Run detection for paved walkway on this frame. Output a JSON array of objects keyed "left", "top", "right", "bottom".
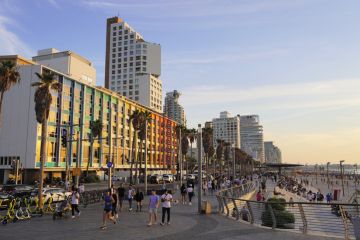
[{"left": 0, "top": 188, "right": 337, "bottom": 240}]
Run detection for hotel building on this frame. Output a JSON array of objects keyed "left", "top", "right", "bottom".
[
  {"left": 0, "top": 55, "right": 177, "bottom": 184},
  {"left": 212, "top": 111, "right": 241, "bottom": 149},
  {"left": 105, "top": 17, "right": 163, "bottom": 112},
  {"left": 264, "top": 141, "right": 282, "bottom": 164}
]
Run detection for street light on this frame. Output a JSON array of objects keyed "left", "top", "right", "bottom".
[
  {"left": 327, "top": 162, "right": 330, "bottom": 190},
  {"left": 340, "top": 160, "right": 345, "bottom": 197},
  {"left": 354, "top": 164, "right": 358, "bottom": 191},
  {"left": 197, "top": 124, "right": 203, "bottom": 214},
  {"left": 232, "top": 144, "right": 236, "bottom": 180}
]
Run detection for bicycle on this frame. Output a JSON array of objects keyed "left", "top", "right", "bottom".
[
  {"left": 25, "top": 197, "right": 43, "bottom": 217},
  {"left": 2, "top": 199, "right": 17, "bottom": 225},
  {"left": 14, "top": 198, "right": 31, "bottom": 220},
  {"left": 43, "top": 196, "right": 55, "bottom": 214}
]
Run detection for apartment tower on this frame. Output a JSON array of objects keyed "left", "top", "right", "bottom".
[
  {"left": 104, "top": 17, "right": 163, "bottom": 112},
  {"left": 164, "top": 90, "right": 186, "bottom": 126}
]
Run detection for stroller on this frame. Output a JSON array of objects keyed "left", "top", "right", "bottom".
[{"left": 53, "top": 197, "right": 71, "bottom": 220}]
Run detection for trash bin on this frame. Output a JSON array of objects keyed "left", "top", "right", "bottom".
[
  {"left": 201, "top": 200, "right": 212, "bottom": 214},
  {"left": 352, "top": 216, "right": 360, "bottom": 240}
]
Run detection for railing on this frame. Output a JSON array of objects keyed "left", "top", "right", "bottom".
[{"left": 216, "top": 184, "right": 360, "bottom": 240}]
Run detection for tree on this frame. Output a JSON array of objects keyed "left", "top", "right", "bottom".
[
  {"left": 216, "top": 139, "right": 225, "bottom": 178},
  {"left": 31, "top": 71, "right": 60, "bottom": 209},
  {"left": 129, "top": 109, "right": 141, "bottom": 184},
  {"left": 202, "top": 127, "right": 213, "bottom": 177},
  {"left": 86, "top": 119, "right": 103, "bottom": 176},
  {"left": 181, "top": 128, "right": 189, "bottom": 173},
  {"left": 0, "top": 60, "right": 21, "bottom": 127},
  {"left": 187, "top": 128, "right": 196, "bottom": 174},
  {"left": 137, "top": 111, "right": 151, "bottom": 180},
  {"left": 223, "top": 142, "right": 231, "bottom": 179},
  {"left": 208, "top": 145, "right": 215, "bottom": 177}
]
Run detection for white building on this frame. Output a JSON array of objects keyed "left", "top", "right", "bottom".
[
  {"left": 105, "top": 17, "right": 163, "bottom": 112},
  {"left": 240, "top": 115, "right": 265, "bottom": 163},
  {"left": 164, "top": 90, "right": 186, "bottom": 126},
  {"left": 264, "top": 141, "right": 282, "bottom": 164},
  {"left": 32, "top": 48, "right": 96, "bottom": 85},
  {"left": 212, "top": 111, "right": 241, "bottom": 149}
]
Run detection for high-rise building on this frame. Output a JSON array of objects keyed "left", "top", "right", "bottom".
[
  {"left": 240, "top": 115, "right": 264, "bottom": 163},
  {"left": 104, "top": 17, "right": 163, "bottom": 112},
  {"left": 32, "top": 48, "right": 96, "bottom": 85},
  {"left": 212, "top": 111, "right": 241, "bottom": 148},
  {"left": 264, "top": 141, "right": 282, "bottom": 164},
  {"left": 0, "top": 55, "right": 177, "bottom": 184},
  {"left": 164, "top": 90, "right": 186, "bottom": 126}
]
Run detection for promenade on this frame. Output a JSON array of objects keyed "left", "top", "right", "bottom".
[{"left": 0, "top": 186, "right": 337, "bottom": 240}]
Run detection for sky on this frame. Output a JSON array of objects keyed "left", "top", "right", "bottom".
[{"left": 0, "top": 0, "right": 359, "bottom": 165}]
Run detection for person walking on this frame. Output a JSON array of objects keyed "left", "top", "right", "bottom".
[
  {"left": 134, "top": 188, "right": 144, "bottom": 212},
  {"left": 187, "top": 184, "right": 194, "bottom": 206},
  {"left": 101, "top": 189, "right": 116, "bottom": 230},
  {"left": 128, "top": 185, "right": 135, "bottom": 211},
  {"left": 111, "top": 186, "right": 118, "bottom": 218},
  {"left": 160, "top": 189, "right": 173, "bottom": 226},
  {"left": 71, "top": 187, "right": 80, "bottom": 219},
  {"left": 147, "top": 189, "right": 160, "bottom": 226},
  {"left": 117, "top": 183, "right": 125, "bottom": 211},
  {"left": 180, "top": 184, "right": 187, "bottom": 205}
]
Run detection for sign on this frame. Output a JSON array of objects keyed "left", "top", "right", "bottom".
[
  {"left": 73, "top": 167, "right": 81, "bottom": 176},
  {"left": 171, "top": 169, "right": 176, "bottom": 174},
  {"left": 107, "top": 162, "right": 113, "bottom": 168}
]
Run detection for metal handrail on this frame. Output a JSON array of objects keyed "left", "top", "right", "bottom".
[{"left": 216, "top": 184, "right": 360, "bottom": 240}]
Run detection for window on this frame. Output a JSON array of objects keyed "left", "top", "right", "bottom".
[
  {"left": 123, "top": 92, "right": 126, "bottom": 96},
  {"left": 135, "top": 96, "right": 139, "bottom": 101},
  {"left": 113, "top": 26, "right": 116, "bottom": 30}
]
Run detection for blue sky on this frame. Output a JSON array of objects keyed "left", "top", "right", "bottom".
[{"left": 1, "top": 0, "right": 360, "bottom": 164}]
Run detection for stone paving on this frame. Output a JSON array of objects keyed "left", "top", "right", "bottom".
[{"left": 0, "top": 190, "right": 338, "bottom": 240}]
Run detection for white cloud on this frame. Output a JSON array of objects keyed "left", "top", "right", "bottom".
[{"left": 0, "top": 15, "right": 34, "bottom": 57}]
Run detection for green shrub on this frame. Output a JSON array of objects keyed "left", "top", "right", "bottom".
[
  {"left": 83, "top": 175, "right": 100, "bottom": 183},
  {"left": 261, "top": 198, "right": 295, "bottom": 228},
  {"left": 261, "top": 209, "right": 295, "bottom": 228}
]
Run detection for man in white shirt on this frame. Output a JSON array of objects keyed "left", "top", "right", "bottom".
[
  {"left": 71, "top": 187, "right": 80, "bottom": 218},
  {"left": 160, "top": 189, "right": 172, "bottom": 226}
]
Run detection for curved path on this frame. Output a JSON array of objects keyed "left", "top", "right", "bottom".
[{"left": 0, "top": 191, "right": 337, "bottom": 240}]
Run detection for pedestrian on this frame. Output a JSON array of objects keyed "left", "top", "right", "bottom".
[
  {"left": 117, "top": 183, "right": 125, "bottom": 211},
  {"left": 187, "top": 184, "right": 194, "bottom": 206},
  {"left": 101, "top": 189, "right": 116, "bottom": 230},
  {"left": 128, "top": 185, "right": 135, "bottom": 211},
  {"left": 256, "top": 191, "right": 262, "bottom": 202},
  {"left": 180, "top": 184, "right": 187, "bottom": 205},
  {"left": 134, "top": 188, "right": 144, "bottom": 212},
  {"left": 208, "top": 180, "right": 212, "bottom": 195},
  {"left": 160, "top": 189, "right": 172, "bottom": 226},
  {"left": 71, "top": 187, "right": 80, "bottom": 219},
  {"left": 147, "top": 189, "right": 160, "bottom": 226},
  {"left": 111, "top": 186, "right": 118, "bottom": 218},
  {"left": 202, "top": 180, "right": 207, "bottom": 196}
]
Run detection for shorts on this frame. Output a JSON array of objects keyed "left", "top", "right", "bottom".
[
  {"left": 149, "top": 208, "right": 158, "bottom": 214},
  {"left": 104, "top": 208, "right": 112, "bottom": 213}
]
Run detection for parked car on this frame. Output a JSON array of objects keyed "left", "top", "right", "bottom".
[
  {"left": 31, "top": 188, "right": 71, "bottom": 203},
  {"left": 2, "top": 184, "right": 34, "bottom": 198},
  {"left": 149, "top": 174, "right": 163, "bottom": 184},
  {"left": 163, "top": 174, "right": 174, "bottom": 183}
]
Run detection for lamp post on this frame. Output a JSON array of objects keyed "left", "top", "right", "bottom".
[
  {"left": 197, "top": 124, "right": 203, "bottom": 214},
  {"left": 340, "top": 160, "right": 345, "bottom": 197},
  {"left": 315, "top": 164, "right": 318, "bottom": 185},
  {"left": 354, "top": 164, "right": 358, "bottom": 191},
  {"left": 144, "top": 119, "right": 148, "bottom": 194},
  {"left": 232, "top": 144, "right": 236, "bottom": 180},
  {"left": 327, "top": 162, "right": 330, "bottom": 190}
]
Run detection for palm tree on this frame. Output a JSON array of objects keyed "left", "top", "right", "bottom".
[
  {"left": 31, "top": 71, "right": 60, "bottom": 209},
  {"left": 223, "top": 142, "right": 231, "bottom": 179},
  {"left": 0, "top": 60, "right": 21, "bottom": 127},
  {"left": 216, "top": 139, "right": 225, "bottom": 178},
  {"left": 208, "top": 145, "right": 215, "bottom": 177},
  {"left": 188, "top": 128, "right": 196, "bottom": 174},
  {"left": 138, "top": 111, "right": 151, "bottom": 181},
  {"left": 181, "top": 128, "right": 189, "bottom": 174},
  {"left": 86, "top": 119, "right": 103, "bottom": 176},
  {"left": 202, "top": 127, "right": 212, "bottom": 177},
  {"left": 129, "top": 109, "right": 141, "bottom": 184}
]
